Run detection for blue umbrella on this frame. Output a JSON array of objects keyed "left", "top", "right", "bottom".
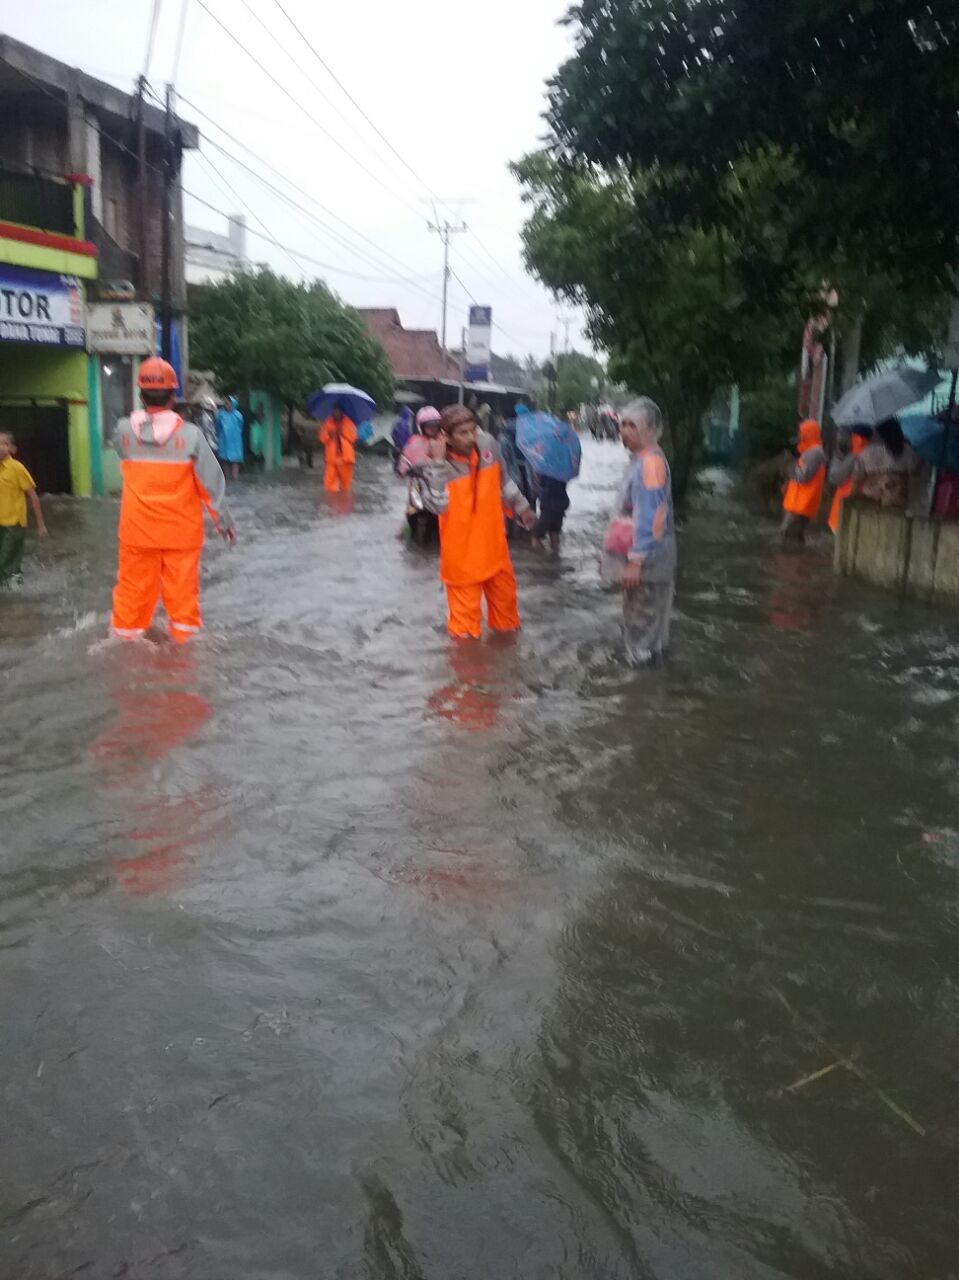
[
  {"left": 901, "top": 412, "right": 959, "bottom": 470},
  {"left": 306, "top": 382, "right": 376, "bottom": 424},
  {"left": 515, "top": 410, "right": 582, "bottom": 483}
]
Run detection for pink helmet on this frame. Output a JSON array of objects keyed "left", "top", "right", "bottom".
[{"left": 416, "top": 405, "right": 441, "bottom": 429}]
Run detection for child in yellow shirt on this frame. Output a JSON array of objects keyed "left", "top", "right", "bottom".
[{"left": 0, "top": 431, "right": 47, "bottom": 587}]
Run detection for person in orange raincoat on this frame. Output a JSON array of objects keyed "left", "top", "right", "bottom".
[
  {"left": 110, "top": 358, "right": 236, "bottom": 643},
  {"left": 781, "top": 418, "right": 826, "bottom": 544},
  {"left": 827, "top": 425, "right": 873, "bottom": 533},
  {"left": 420, "top": 404, "right": 536, "bottom": 638},
  {"left": 318, "top": 406, "right": 358, "bottom": 492}
]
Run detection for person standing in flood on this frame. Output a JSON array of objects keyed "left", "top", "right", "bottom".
[
  {"left": 827, "top": 425, "right": 872, "bottom": 533},
  {"left": 781, "top": 418, "right": 826, "bottom": 543},
  {"left": 422, "top": 404, "right": 536, "bottom": 638},
  {"left": 615, "top": 397, "right": 677, "bottom": 666},
  {"left": 216, "top": 395, "right": 245, "bottom": 480},
  {"left": 319, "top": 406, "right": 358, "bottom": 493},
  {"left": 0, "top": 430, "right": 47, "bottom": 588},
  {"left": 110, "top": 358, "right": 236, "bottom": 643}
]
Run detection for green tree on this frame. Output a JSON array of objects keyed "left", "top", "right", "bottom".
[
  {"left": 512, "top": 154, "right": 801, "bottom": 497},
  {"left": 190, "top": 269, "right": 394, "bottom": 409},
  {"left": 546, "top": 0, "right": 958, "bottom": 381},
  {"left": 554, "top": 350, "right": 605, "bottom": 414}
]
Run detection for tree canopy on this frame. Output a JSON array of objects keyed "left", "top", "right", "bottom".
[
  {"left": 548, "top": 0, "right": 959, "bottom": 291},
  {"left": 190, "top": 269, "right": 394, "bottom": 409},
  {"left": 512, "top": 153, "right": 803, "bottom": 495}
]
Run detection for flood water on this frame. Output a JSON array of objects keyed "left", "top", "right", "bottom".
[{"left": 2, "top": 439, "right": 958, "bottom": 1279}]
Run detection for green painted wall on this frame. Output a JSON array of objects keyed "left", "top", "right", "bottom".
[
  {"left": 0, "top": 345, "right": 92, "bottom": 496},
  {"left": 249, "top": 389, "right": 283, "bottom": 470}
]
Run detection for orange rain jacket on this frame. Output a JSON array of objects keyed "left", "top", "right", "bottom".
[
  {"left": 783, "top": 419, "right": 826, "bottom": 520},
  {"left": 113, "top": 408, "right": 235, "bottom": 547},
  {"left": 421, "top": 429, "right": 531, "bottom": 586},
  {"left": 827, "top": 432, "right": 869, "bottom": 533},
  {"left": 319, "top": 416, "right": 358, "bottom": 464}
]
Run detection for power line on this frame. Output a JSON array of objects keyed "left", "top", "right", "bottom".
[
  {"left": 261, "top": 0, "right": 542, "bottom": 308},
  {"left": 177, "top": 96, "right": 440, "bottom": 289},
  {"left": 268, "top": 0, "right": 456, "bottom": 216},
  {"left": 194, "top": 148, "right": 301, "bottom": 276},
  {"left": 193, "top": 0, "right": 425, "bottom": 222},
  {"left": 234, "top": 0, "right": 413, "bottom": 192},
  {"left": 143, "top": 0, "right": 163, "bottom": 80},
  {"left": 171, "top": 0, "right": 191, "bottom": 86}
]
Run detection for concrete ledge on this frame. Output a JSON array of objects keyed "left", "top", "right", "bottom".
[{"left": 837, "top": 500, "right": 959, "bottom": 601}]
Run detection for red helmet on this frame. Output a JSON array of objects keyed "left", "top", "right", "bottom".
[{"left": 137, "top": 357, "right": 179, "bottom": 392}]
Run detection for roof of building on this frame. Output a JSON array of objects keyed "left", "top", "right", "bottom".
[
  {"left": 0, "top": 34, "right": 198, "bottom": 148},
  {"left": 357, "top": 308, "right": 461, "bottom": 381}
]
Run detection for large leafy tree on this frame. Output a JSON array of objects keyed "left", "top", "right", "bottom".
[
  {"left": 513, "top": 153, "right": 804, "bottom": 496},
  {"left": 190, "top": 269, "right": 394, "bottom": 409},
  {"left": 548, "top": 0, "right": 959, "bottom": 295}
]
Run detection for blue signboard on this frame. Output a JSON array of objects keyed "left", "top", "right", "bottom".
[{"left": 0, "top": 264, "right": 85, "bottom": 347}]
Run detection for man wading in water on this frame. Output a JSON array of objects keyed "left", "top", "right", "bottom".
[{"left": 421, "top": 404, "right": 536, "bottom": 638}]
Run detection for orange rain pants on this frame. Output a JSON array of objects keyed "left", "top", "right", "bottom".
[
  {"left": 324, "top": 460, "right": 354, "bottom": 493},
  {"left": 446, "top": 565, "right": 520, "bottom": 639},
  {"left": 111, "top": 543, "right": 202, "bottom": 644}
]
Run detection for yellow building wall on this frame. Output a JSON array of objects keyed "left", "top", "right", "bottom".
[
  {"left": 0, "top": 233, "right": 98, "bottom": 280},
  {"left": 0, "top": 346, "right": 92, "bottom": 496}
]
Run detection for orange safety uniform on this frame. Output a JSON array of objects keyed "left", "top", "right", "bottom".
[
  {"left": 319, "top": 416, "right": 358, "bottom": 492},
  {"left": 111, "top": 408, "right": 235, "bottom": 642},
  {"left": 783, "top": 419, "right": 826, "bottom": 521},
  {"left": 421, "top": 428, "right": 532, "bottom": 638},
  {"left": 827, "top": 432, "right": 869, "bottom": 533}
]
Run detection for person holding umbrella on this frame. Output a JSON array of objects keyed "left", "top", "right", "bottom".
[
  {"left": 318, "top": 406, "right": 358, "bottom": 493},
  {"left": 306, "top": 384, "right": 375, "bottom": 495},
  {"left": 514, "top": 404, "right": 582, "bottom": 554}
]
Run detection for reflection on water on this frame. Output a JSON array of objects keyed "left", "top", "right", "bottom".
[{"left": 1, "top": 443, "right": 958, "bottom": 1279}]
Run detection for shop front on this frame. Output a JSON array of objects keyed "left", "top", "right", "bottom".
[
  {"left": 0, "top": 262, "right": 91, "bottom": 495},
  {"left": 86, "top": 301, "right": 155, "bottom": 494}
]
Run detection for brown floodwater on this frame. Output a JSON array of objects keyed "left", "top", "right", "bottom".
[{"left": 1, "top": 440, "right": 957, "bottom": 1279}]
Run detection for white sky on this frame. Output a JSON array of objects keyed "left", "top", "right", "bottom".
[{"left": 4, "top": 0, "right": 589, "bottom": 360}]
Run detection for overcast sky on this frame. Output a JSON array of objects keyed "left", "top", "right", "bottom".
[{"left": 4, "top": 0, "right": 589, "bottom": 360}]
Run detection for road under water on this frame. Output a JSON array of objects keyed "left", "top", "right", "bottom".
[{"left": 2, "top": 440, "right": 958, "bottom": 1279}]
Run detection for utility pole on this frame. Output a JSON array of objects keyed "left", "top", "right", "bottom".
[
  {"left": 556, "top": 311, "right": 573, "bottom": 353},
  {"left": 427, "top": 214, "right": 466, "bottom": 368},
  {"left": 135, "top": 75, "right": 148, "bottom": 297},
  {"left": 160, "top": 83, "right": 183, "bottom": 364}
]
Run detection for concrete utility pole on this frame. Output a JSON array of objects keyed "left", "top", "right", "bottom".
[
  {"left": 428, "top": 215, "right": 466, "bottom": 367},
  {"left": 556, "top": 311, "right": 573, "bottom": 353}
]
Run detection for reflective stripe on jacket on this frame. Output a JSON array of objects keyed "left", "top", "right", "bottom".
[
  {"left": 422, "top": 429, "right": 530, "bottom": 586},
  {"left": 113, "top": 409, "right": 235, "bottom": 549}
]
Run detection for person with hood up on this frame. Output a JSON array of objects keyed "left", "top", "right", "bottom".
[
  {"left": 398, "top": 405, "right": 442, "bottom": 544},
  {"left": 781, "top": 418, "right": 826, "bottom": 543},
  {"left": 827, "top": 425, "right": 872, "bottom": 533},
  {"left": 319, "top": 405, "right": 358, "bottom": 493},
  {"left": 216, "top": 395, "right": 245, "bottom": 479},
  {"left": 608, "top": 397, "right": 677, "bottom": 666},
  {"left": 421, "top": 404, "right": 536, "bottom": 638},
  {"left": 110, "top": 357, "right": 236, "bottom": 643}
]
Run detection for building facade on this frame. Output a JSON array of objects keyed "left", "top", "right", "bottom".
[
  {"left": 185, "top": 213, "right": 246, "bottom": 285},
  {"left": 0, "top": 35, "right": 196, "bottom": 494}
]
